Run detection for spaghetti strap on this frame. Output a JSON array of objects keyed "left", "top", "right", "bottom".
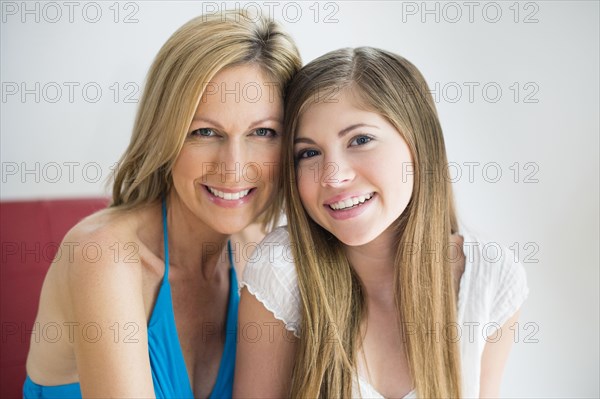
[
  {"left": 162, "top": 197, "right": 170, "bottom": 282},
  {"left": 227, "top": 240, "right": 234, "bottom": 269}
]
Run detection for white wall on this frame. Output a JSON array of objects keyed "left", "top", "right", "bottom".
[{"left": 1, "top": 1, "right": 598, "bottom": 397}]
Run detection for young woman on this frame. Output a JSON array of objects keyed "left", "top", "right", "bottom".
[
  {"left": 24, "top": 11, "right": 301, "bottom": 398},
  {"left": 235, "top": 47, "right": 529, "bottom": 398}
]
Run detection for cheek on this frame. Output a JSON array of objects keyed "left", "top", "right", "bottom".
[
  {"left": 171, "top": 148, "right": 198, "bottom": 182},
  {"left": 254, "top": 144, "right": 281, "bottom": 186},
  {"left": 366, "top": 147, "right": 413, "bottom": 207},
  {"left": 254, "top": 140, "right": 280, "bottom": 159},
  {"left": 389, "top": 161, "right": 414, "bottom": 208},
  {"left": 296, "top": 166, "right": 319, "bottom": 209}
]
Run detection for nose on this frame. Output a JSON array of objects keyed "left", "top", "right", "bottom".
[
  {"left": 320, "top": 154, "right": 354, "bottom": 188},
  {"left": 219, "top": 138, "right": 246, "bottom": 185}
]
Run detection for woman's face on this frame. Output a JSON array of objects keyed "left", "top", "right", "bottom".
[
  {"left": 294, "top": 90, "right": 414, "bottom": 246},
  {"left": 171, "top": 64, "right": 283, "bottom": 235}
]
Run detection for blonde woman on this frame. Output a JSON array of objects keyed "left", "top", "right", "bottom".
[
  {"left": 23, "top": 11, "right": 300, "bottom": 399},
  {"left": 235, "top": 47, "right": 528, "bottom": 398}
]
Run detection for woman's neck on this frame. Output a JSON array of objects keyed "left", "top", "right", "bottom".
[
  {"left": 344, "top": 228, "right": 397, "bottom": 307},
  {"left": 163, "top": 193, "right": 230, "bottom": 281}
]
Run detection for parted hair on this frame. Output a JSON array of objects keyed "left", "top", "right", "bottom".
[
  {"left": 111, "top": 10, "right": 301, "bottom": 229},
  {"left": 283, "top": 47, "right": 462, "bottom": 398}
]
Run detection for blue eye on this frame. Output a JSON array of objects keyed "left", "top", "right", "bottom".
[
  {"left": 254, "top": 128, "right": 277, "bottom": 137},
  {"left": 350, "top": 135, "right": 372, "bottom": 146},
  {"left": 191, "top": 128, "right": 217, "bottom": 137},
  {"left": 296, "top": 149, "right": 320, "bottom": 159}
]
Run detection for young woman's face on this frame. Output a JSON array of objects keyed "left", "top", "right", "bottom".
[
  {"left": 171, "top": 64, "right": 282, "bottom": 234},
  {"left": 294, "top": 90, "right": 414, "bottom": 246}
]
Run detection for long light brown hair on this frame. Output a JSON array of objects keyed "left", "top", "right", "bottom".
[
  {"left": 111, "top": 10, "right": 301, "bottom": 228},
  {"left": 283, "top": 47, "right": 461, "bottom": 398}
]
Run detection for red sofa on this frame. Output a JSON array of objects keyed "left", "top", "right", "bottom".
[{"left": 0, "top": 198, "right": 109, "bottom": 398}]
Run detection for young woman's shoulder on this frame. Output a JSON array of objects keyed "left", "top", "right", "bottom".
[
  {"left": 242, "top": 226, "right": 295, "bottom": 275},
  {"left": 241, "top": 226, "right": 301, "bottom": 336},
  {"left": 457, "top": 229, "right": 529, "bottom": 327}
]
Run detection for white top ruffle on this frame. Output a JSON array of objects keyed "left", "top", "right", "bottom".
[{"left": 241, "top": 227, "right": 529, "bottom": 398}]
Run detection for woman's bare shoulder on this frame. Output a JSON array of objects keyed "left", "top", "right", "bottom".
[
  {"left": 65, "top": 202, "right": 161, "bottom": 250},
  {"left": 65, "top": 206, "right": 140, "bottom": 242},
  {"left": 52, "top": 203, "right": 162, "bottom": 284},
  {"left": 28, "top": 203, "right": 162, "bottom": 380}
]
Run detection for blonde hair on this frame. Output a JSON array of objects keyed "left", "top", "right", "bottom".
[
  {"left": 283, "top": 47, "right": 461, "bottom": 398},
  {"left": 111, "top": 10, "right": 301, "bottom": 228}
]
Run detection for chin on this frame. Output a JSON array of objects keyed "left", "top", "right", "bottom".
[
  {"left": 330, "top": 229, "right": 381, "bottom": 247},
  {"left": 216, "top": 223, "right": 250, "bottom": 236},
  {"left": 206, "top": 214, "right": 248, "bottom": 233},
  {"left": 336, "top": 236, "right": 372, "bottom": 247}
]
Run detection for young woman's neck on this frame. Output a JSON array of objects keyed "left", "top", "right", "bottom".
[{"left": 344, "top": 228, "right": 397, "bottom": 307}]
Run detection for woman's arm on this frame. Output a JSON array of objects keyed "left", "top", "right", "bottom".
[
  {"left": 233, "top": 288, "right": 298, "bottom": 398},
  {"left": 479, "top": 309, "right": 522, "bottom": 398},
  {"left": 67, "top": 234, "right": 156, "bottom": 398}
]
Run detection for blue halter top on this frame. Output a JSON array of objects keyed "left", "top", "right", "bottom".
[{"left": 24, "top": 199, "right": 240, "bottom": 398}]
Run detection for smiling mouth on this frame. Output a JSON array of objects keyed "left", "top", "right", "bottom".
[
  {"left": 327, "top": 192, "right": 375, "bottom": 211},
  {"left": 204, "top": 185, "right": 254, "bottom": 200}
]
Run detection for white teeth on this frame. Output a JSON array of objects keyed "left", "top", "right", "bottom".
[
  {"left": 207, "top": 187, "right": 251, "bottom": 200},
  {"left": 329, "top": 193, "right": 374, "bottom": 210}
]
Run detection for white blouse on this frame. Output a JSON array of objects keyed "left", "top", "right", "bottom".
[{"left": 241, "top": 227, "right": 529, "bottom": 398}]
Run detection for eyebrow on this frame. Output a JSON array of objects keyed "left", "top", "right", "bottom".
[
  {"left": 192, "top": 116, "right": 282, "bottom": 130},
  {"left": 294, "top": 123, "right": 379, "bottom": 144}
]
